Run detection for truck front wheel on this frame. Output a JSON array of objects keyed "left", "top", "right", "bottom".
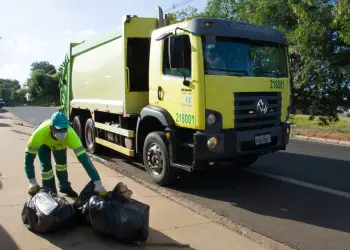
[{"left": 142, "top": 131, "right": 176, "bottom": 186}]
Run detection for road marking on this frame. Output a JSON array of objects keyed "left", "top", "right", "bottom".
[{"left": 244, "top": 168, "right": 350, "bottom": 199}]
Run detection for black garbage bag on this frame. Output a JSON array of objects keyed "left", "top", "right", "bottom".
[
  {"left": 73, "top": 180, "right": 134, "bottom": 223},
  {"left": 88, "top": 196, "right": 150, "bottom": 243},
  {"left": 21, "top": 189, "right": 77, "bottom": 233},
  {"left": 72, "top": 181, "right": 95, "bottom": 223},
  {"left": 74, "top": 181, "right": 150, "bottom": 243}
]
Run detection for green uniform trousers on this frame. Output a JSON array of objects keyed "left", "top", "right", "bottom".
[{"left": 38, "top": 144, "right": 71, "bottom": 192}]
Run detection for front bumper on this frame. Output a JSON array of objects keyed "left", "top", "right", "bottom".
[{"left": 193, "top": 123, "right": 290, "bottom": 161}]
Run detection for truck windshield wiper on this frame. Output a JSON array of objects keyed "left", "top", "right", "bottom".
[{"left": 206, "top": 68, "right": 248, "bottom": 76}]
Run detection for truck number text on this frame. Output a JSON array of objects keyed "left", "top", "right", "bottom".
[
  {"left": 176, "top": 113, "right": 195, "bottom": 125},
  {"left": 270, "top": 79, "right": 285, "bottom": 89}
]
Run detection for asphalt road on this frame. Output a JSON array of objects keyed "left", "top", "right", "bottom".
[
  {"left": 5, "top": 106, "right": 58, "bottom": 127},
  {"left": 6, "top": 106, "right": 350, "bottom": 250}
]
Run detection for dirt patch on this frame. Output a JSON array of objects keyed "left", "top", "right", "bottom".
[{"left": 13, "top": 122, "right": 32, "bottom": 128}]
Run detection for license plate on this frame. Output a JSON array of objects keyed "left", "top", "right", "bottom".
[{"left": 254, "top": 134, "right": 271, "bottom": 145}]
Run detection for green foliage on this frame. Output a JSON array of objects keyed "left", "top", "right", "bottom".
[
  {"left": 333, "top": 0, "right": 350, "bottom": 44},
  {"left": 30, "top": 61, "right": 56, "bottom": 75},
  {"left": 176, "top": 0, "right": 350, "bottom": 124},
  {"left": 174, "top": 5, "right": 203, "bottom": 21},
  {"left": 25, "top": 61, "right": 61, "bottom": 106},
  {"left": 290, "top": 114, "right": 350, "bottom": 135},
  {"left": 0, "top": 78, "right": 27, "bottom": 106}
]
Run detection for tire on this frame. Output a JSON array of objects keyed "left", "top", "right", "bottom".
[
  {"left": 72, "top": 116, "right": 85, "bottom": 146},
  {"left": 233, "top": 156, "right": 258, "bottom": 168},
  {"left": 84, "top": 118, "right": 100, "bottom": 154},
  {"left": 143, "top": 131, "right": 176, "bottom": 186}
]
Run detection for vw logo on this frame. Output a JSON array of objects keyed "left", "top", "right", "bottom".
[{"left": 256, "top": 99, "right": 268, "bottom": 114}]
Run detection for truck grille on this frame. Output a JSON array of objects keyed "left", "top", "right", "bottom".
[{"left": 233, "top": 92, "right": 282, "bottom": 131}]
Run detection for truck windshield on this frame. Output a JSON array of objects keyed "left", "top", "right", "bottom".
[{"left": 202, "top": 36, "right": 288, "bottom": 78}]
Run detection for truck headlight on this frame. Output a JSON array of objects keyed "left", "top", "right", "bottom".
[
  {"left": 207, "top": 136, "right": 219, "bottom": 149},
  {"left": 207, "top": 113, "right": 216, "bottom": 125}
]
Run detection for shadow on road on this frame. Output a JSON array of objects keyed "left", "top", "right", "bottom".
[
  {"left": 11, "top": 130, "right": 32, "bottom": 137},
  {"left": 0, "top": 225, "right": 19, "bottom": 250},
  {"left": 0, "top": 173, "right": 20, "bottom": 250},
  {"left": 32, "top": 224, "right": 193, "bottom": 249},
  {"left": 0, "top": 109, "right": 12, "bottom": 127}
]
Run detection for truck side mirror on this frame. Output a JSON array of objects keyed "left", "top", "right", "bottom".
[{"left": 168, "top": 36, "right": 184, "bottom": 69}]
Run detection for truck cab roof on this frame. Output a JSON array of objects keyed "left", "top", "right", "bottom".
[{"left": 184, "top": 18, "right": 288, "bottom": 46}]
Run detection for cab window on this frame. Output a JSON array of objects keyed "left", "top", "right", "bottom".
[{"left": 162, "top": 35, "right": 192, "bottom": 78}]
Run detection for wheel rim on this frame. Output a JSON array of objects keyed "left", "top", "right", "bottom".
[
  {"left": 86, "top": 125, "right": 94, "bottom": 147},
  {"left": 146, "top": 143, "right": 164, "bottom": 176}
]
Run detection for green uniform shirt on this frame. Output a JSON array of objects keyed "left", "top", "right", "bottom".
[
  {"left": 26, "top": 119, "right": 85, "bottom": 156},
  {"left": 24, "top": 119, "right": 100, "bottom": 182}
]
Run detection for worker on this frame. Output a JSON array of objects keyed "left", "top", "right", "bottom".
[{"left": 24, "top": 111, "right": 107, "bottom": 198}]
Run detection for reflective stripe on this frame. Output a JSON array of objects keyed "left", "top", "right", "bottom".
[
  {"left": 73, "top": 146, "right": 85, "bottom": 157},
  {"left": 41, "top": 169, "right": 54, "bottom": 180},
  {"left": 26, "top": 145, "right": 39, "bottom": 154},
  {"left": 55, "top": 164, "right": 67, "bottom": 172}
]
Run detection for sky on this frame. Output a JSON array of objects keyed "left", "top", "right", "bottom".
[{"left": 0, "top": 0, "right": 207, "bottom": 85}]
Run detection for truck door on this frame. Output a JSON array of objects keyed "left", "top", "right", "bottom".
[{"left": 157, "top": 34, "right": 195, "bottom": 129}]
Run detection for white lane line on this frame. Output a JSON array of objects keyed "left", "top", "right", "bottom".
[{"left": 244, "top": 168, "right": 350, "bottom": 199}]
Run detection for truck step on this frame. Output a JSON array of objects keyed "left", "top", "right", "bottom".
[
  {"left": 180, "top": 142, "right": 193, "bottom": 148},
  {"left": 170, "top": 162, "right": 193, "bottom": 172}
]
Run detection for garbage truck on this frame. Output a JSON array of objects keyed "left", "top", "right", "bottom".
[{"left": 59, "top": 6, "right": 292, "bottom": 186}]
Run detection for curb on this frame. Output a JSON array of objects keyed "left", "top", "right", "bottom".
[{"left": 291, "top": 134, "right": 350, "bottom": 146}]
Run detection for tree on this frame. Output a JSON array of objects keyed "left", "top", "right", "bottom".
[
  {"left": 174, "top": 5, "right": 203, "bottom": 21},
  {"left": 177, "top": 0, "right": 350, "bottom": 123},
  {"left": 25, "top": 61, "right": 60, "bottom": 106},
  {"left": 0, "top": 78, "right": 27, "bottom": 106},
  {"left": 30, "top": 61, "right": 56, "bottom": 75},
  {"left": 333, "top": 0, "right": 350, "bottom": 44}
]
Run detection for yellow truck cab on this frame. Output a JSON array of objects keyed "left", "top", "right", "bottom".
[{"left": 60, "top": 7, "right": 291, "bottom": 186}]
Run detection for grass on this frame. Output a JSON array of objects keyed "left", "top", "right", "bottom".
[{"left": 289, "top": 114, "right": 350, "bottom": 140}]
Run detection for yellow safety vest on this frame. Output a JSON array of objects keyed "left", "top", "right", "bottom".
[{"left": 25, "top": 119, "right": 85, "bottom": 157}]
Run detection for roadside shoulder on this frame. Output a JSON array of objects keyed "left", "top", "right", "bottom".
[{"left": 292, "top": 134, "right": 350, "bottom": 147}]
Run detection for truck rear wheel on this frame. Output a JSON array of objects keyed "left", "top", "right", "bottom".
[
  {"left": 72, "top": 116, "right": 85, "bottom": 145},
  {"left": 143, "top": 131, "right": 176, "bottom": 186},
  {"left": 84, "top": 118, "right": 100, "bottom": 154}
]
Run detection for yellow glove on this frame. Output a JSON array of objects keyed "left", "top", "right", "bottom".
[
  {"left": 94, "top": 180, "right": 107, "bottom": 197},
  {"left": 28, "top": 178, "right": 40, "bottom": 196},
  {"left": 95, "top": 190, "right": 108, "bottom": 197}
]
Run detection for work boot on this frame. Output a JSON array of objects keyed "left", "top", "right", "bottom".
[{"left": 60, "top": 187, "right": 78, "bottom": 198}]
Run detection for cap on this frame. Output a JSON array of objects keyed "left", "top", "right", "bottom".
[{"left": 51, "top": 112, "right": 69, "bottom": 129}]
